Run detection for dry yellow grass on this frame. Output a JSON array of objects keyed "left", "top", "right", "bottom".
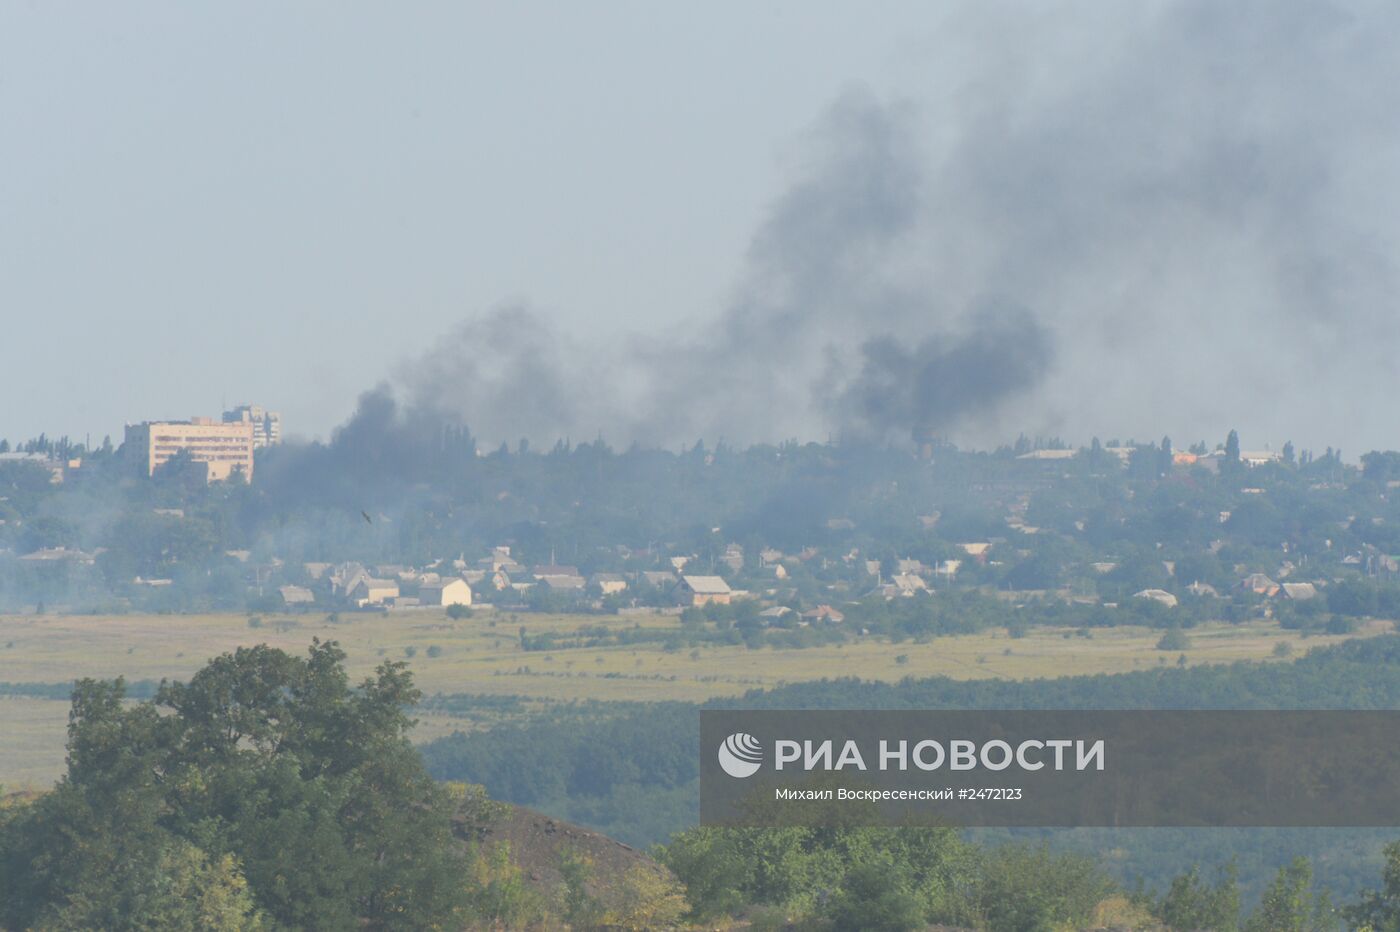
[
  {"left": 0, "top": 608, "right": 1388, "bottom": 788},
  {"left": 0, "top": 697, "right": 71, "bottom": 790}
]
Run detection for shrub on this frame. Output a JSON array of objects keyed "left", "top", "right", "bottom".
[{"left": 1157, "top": 627, "right": 1191, "bottom": 651}]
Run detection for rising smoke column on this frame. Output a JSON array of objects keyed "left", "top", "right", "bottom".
[
  {"left": 350, "top": 0, "right": 1400, "bottom": 452},
  {"left": 828, "top": 304, "right": 1053, "bottom": 444},
  {"left": 390, "top": 89, "right": 1052, "bottom": 448}
]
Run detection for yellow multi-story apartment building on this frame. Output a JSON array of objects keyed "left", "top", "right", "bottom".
[{"left": 124, "top": 417, "right": 255, "bottom": 482}]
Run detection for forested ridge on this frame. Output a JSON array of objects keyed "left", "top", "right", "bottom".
[{"left": 423, "top": 635, "right": 1400, "bottom": 916}]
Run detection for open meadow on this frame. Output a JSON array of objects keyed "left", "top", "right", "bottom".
[{"left": 1, "top": 607, "right": 1389, "bottom": 788}]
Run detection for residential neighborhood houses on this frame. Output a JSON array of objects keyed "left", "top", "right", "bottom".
[
  {"left": 135, "top": 505, "right": 1388, "bottom": 637},
  {"left": 2, "top": 425, "right": 1396, "bottom": 638}
]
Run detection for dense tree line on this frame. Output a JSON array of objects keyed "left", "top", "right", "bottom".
[{"left": 423, "top": 635, "right": 1400, "bottom": 907}]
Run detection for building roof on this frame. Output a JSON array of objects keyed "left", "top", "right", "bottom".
[
  {"left": 19, "top": 547, "right": 93, "bottom": 563},
  {"left": 1133, "top": 588, "right": 1179, "bottom": 607},
  {"left": 1241, "top": 573, "right": 1279, "bottom": 591},
  {"left": 278, "top": 585, "right": 315, "bottom": 604},
  {"left": 681, "top": 575, "right": 731, "bottom": 595},
  {"left": 891, "top": 573, "right": 927, "bottom": 592},
  {"left": 1280, "top": 582, "right": 1319, "bottom": 600},
  {"left": 420, "top": 578, "right": 470, "bottom": 594},
  {"left": 533, "top": 565, "right": 580, "bottom": 578},
  {"left": 1016, "top": 448, "right": 1077, "bottom": 460}
]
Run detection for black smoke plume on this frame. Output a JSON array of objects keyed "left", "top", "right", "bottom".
[
  {"left": 326, "top": 1, "right": 1400, "bottom": 453},
  {"left": 830, "top": 305, "right": 1053, "bottom": 443}
]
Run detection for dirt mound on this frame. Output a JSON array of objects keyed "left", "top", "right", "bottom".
[
  {"left": 476, "top": 804, "right": 659, "bottom": 892},
  {"left": 448, "top": 787, "right": 687, "bottom": 928}
]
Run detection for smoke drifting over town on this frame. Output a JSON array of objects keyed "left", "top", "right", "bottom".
[{"left": 344, "top": 2, "right": 1400, "bottom": 452}]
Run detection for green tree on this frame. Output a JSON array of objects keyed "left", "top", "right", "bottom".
[
  {"left": 971, "top": 844, "right": 1113, "bottom": 932},
  {"left": 37, "top": 840, "right": 265, "bottom": 931},
  {"left": 1346, "top": 840, "right": 1400, "bottom": 931},
  {"left": 1223, "top": 429, "right": 1243, "bottom": 482},
  {"left": 1362, "top": 451, "right": 1400, "bottom": 484},
  {"left": 0, "top": 642, "right": 469, "bottom": 930},
  {"left": 826, "top": 853, "right": 925, "bottom": 931},
  {"left": 1157, "top": 627, "right": 1192, "bottom": 651},
  {"left": 1246, "top": 857, "right": 1339, "bottom": 932},
  {"left": 1158, "top": 864, "right": 1240, "bottom": 931},
  {"left": 1225, "top": 429, "right": 1241, "bottom": 464},
  {"left": 661, "top": 824, "right": 972, "bottom": 925}
]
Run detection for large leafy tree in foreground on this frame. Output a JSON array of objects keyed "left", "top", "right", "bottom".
[{"left": 0, "top": 641, "right": 467, "bottom": 930}]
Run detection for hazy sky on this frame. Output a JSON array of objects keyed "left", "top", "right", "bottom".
[{"left": 4, "top": 2, "right": 1397, "bottom": 454}]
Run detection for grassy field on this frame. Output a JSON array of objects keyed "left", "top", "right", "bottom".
[{"left": 0, "top": 608, "right": 1389, "bottom": 788}]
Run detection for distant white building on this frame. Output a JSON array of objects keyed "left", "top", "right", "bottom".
[
  {"left": 418, "top": 578, "right": 473, "bottom": 607},
  {"left": 891, "top": 573, "right": 928, "bottom": 595},
  {"left": 959, "top": 543, "right": 992, "bottom": 562},
  {"left": 350, "top": 578, "right": 399, "bottom": 606},
  {"left": 222, "top": 404, "right": 282, "bottom": 448},
  {"left": 0, "top": 452, "right": 67, "bottom": 483},
  {"left": 590, "top": 573, "right": 629, "bottom": 595},
  {"left": 1133, "top": 588, "right": 1179, "bottom": 608},
  {"left": 20, "top": 547, "right": 95, "bottom": 565},
  {"left": 1240, "top": 450, "right": 1282, "bottom": 467},
  {"left": 720, "top": 544, "right": 744, "bottom": 572}
]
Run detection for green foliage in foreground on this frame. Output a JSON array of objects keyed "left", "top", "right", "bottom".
[
  {"left": 660, "top": 825, "right": 1114, "bottom": 931},
  {"left": 660, "top": 826, "right": 1400, "bottom": 931},
  {"left": 0, "top": 641, "right": 469, "bottom": 931}
]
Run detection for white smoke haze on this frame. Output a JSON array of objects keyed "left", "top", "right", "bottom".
[{"left": 382, "top": 1, "right": 1400, "bottom": 453}]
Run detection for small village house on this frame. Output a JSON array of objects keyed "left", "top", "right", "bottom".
[
  {"left": 418, "top": 578, "right": 473, "bottom": 607},
  {"left": 674, "top": 575, "right": 732, "bottom": 607}
]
